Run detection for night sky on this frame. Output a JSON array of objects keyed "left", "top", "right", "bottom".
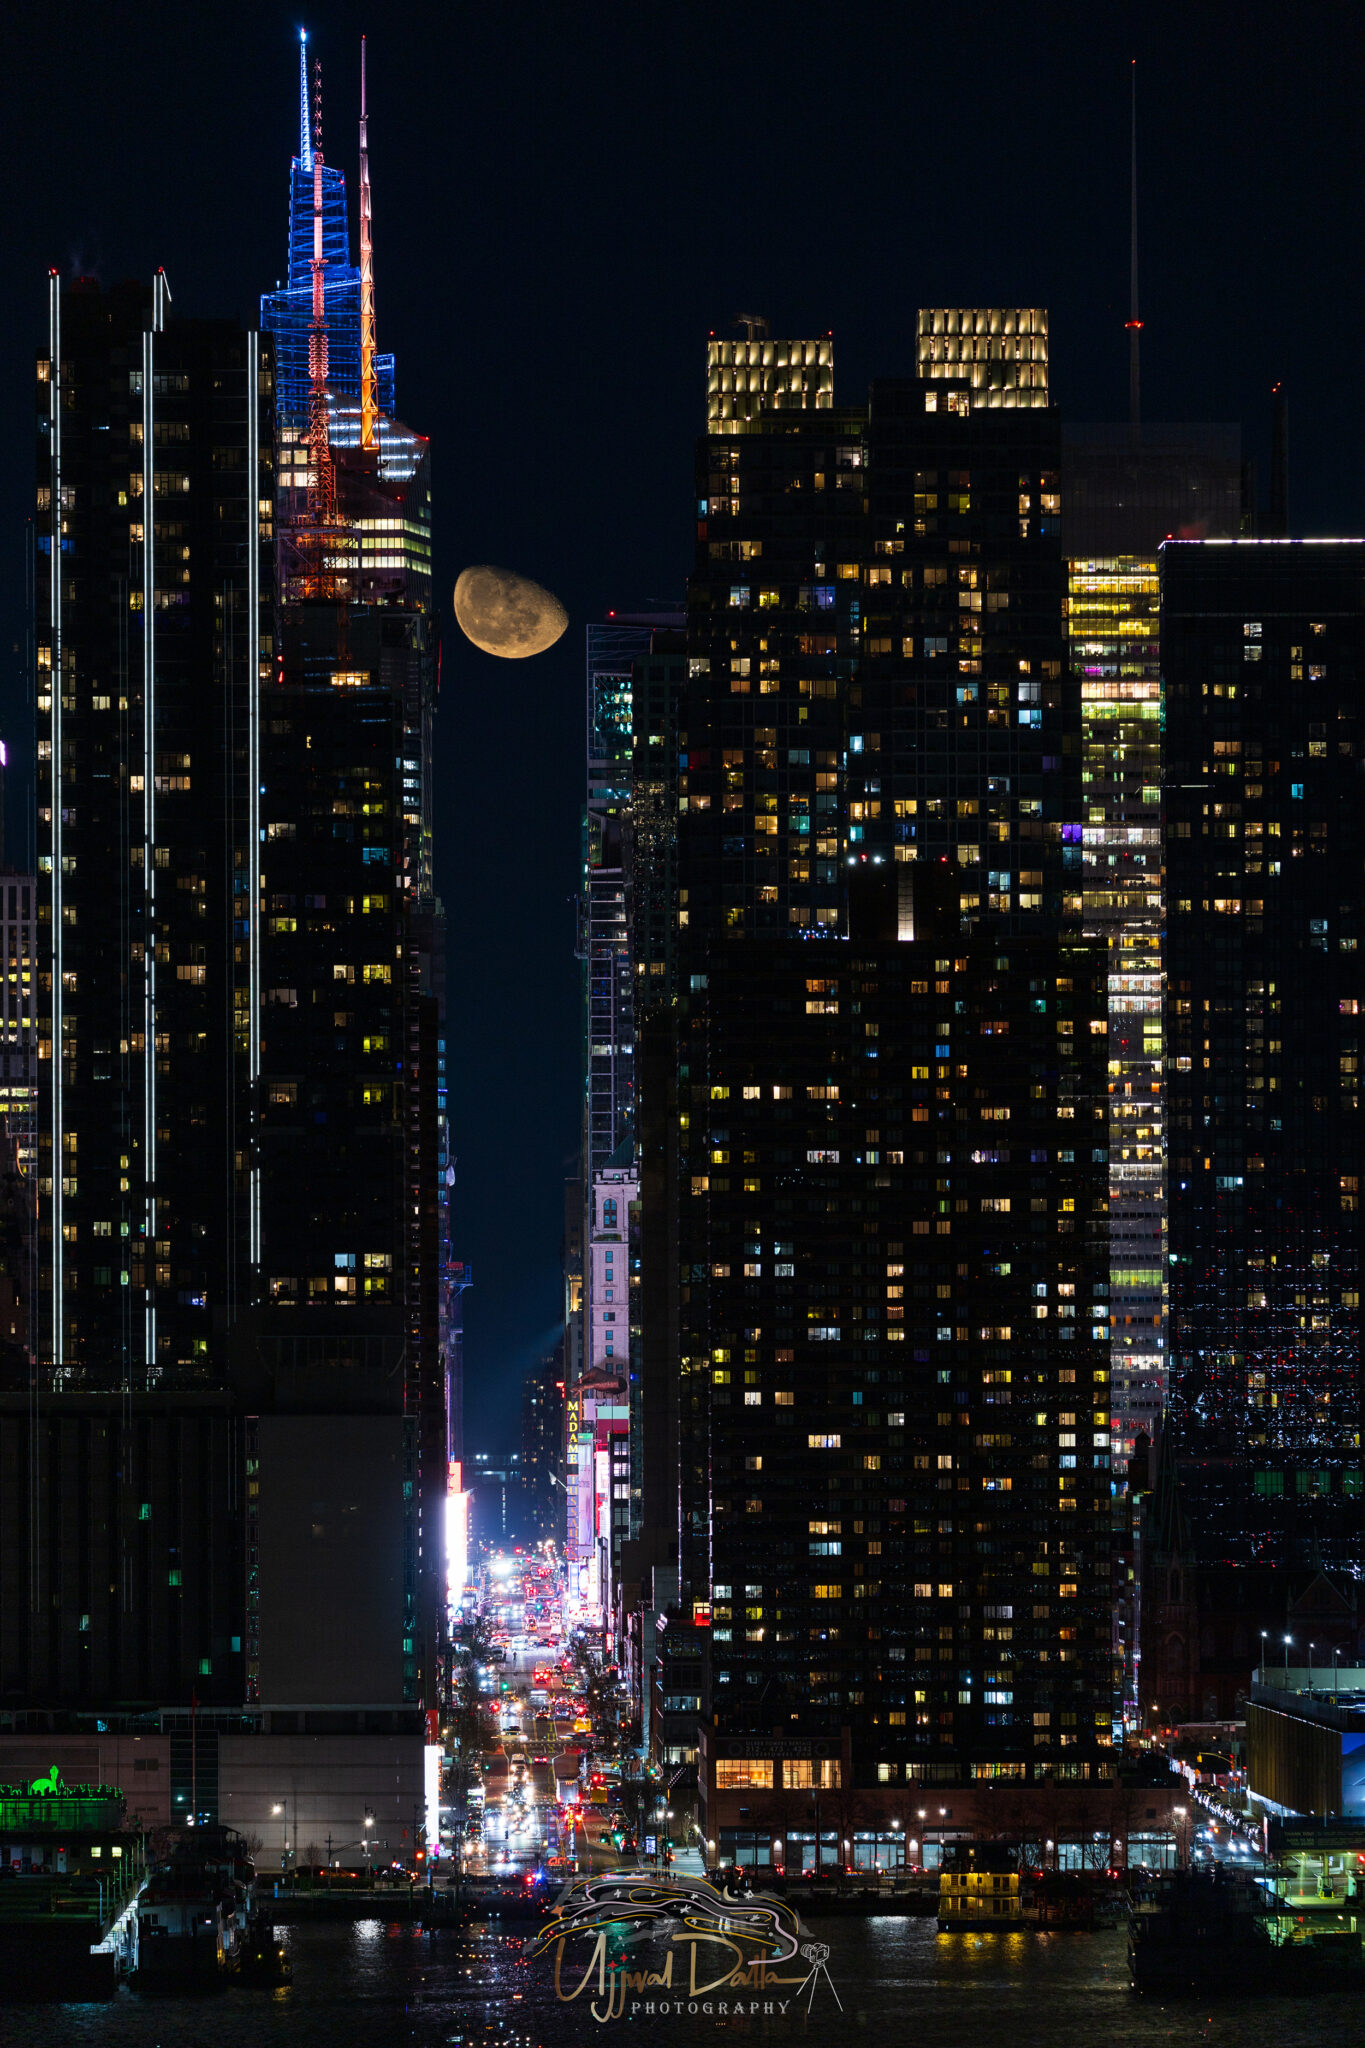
[{"left": 9, "top": 0, "right": 1365, "bottom": 1447}]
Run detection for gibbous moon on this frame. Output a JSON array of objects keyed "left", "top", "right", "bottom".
[{"left": 453, "top": 565, "right": 568, "bottom": 659}]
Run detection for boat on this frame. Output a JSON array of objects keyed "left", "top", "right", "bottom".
[
  {"left": 937, "top": 1844, "right": 1022, "bottom": 1929},
  {"left": 0, "top": 1771, "right": 145, "bottom": 2002},
  {"left": 234, "top": 1913, "right": 294, "bottom": 1984},
  {"left": 1022, "top": 1872, "right": 1097, "bottom": 1930},
  {"left": 1128, "top": 1866, "right": 1365, "bottom": 1996},
  {"left": 134, "top": 1826, "right": 254, "bottom": 1991}
]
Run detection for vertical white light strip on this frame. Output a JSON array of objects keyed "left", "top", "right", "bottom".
[
  {"left": 142, "top": 318, "right": 156, "bottom": 1371},
  {"left": 49, "top": 275, "right": 62, "bottom": 1371},
  {"left": 246, "top": 330, "right": 262, "bottom": 1273}
]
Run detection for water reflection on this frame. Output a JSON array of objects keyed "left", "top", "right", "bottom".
[{"left": 4, "top": 1915, "right": 1365, "bottom": 2048}]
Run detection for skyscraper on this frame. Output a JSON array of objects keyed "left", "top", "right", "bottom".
[
  {"left": 0, "top": 868, "right": 38, "bottom": 1183},
  {"left": 1063, "top": 424, "right": 1248, "bottom": 1461},
  {"left": 1, "top": 275, "right": 272, "bottom": 1708},
  {"left": 260, "top": 32, "right": 395, "bottom": 443},
  {"left": 1161, "top": 540, "right": 1364, "bottom": 1573},
  {"left": 1, "top": 36, "right": 447, "bottom": 1741},
  {"left": 251, "top": 35, "right": 446, "bottom": 1713},
  {"left": 584, "top": 622, "right": 649, "bottom": 1183},
  {"left": 1062, "top": 421, "right": 1249, "bottom": 1734},
  {"left": 643, "top": 323, "right": 1117, "bottom": 1864},
  {"left": 36, "top": 278, "right": 271, "bottom": 1382},
  {"left": 574, "top": 616, "right": 682, "bottom": 1624}
]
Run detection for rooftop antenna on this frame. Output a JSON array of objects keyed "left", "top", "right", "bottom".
[
  {"left": 735, "top": 314, "right": 769, "bottom": 342},
  {"left": 1125, "top": 59, "right": 1142, "bottom": 434},
  {"left": 359, "top": 34, "right": 377, "bottom": 451},
  {"left": 1270, "top": 382, "right": 1290, "bottom": 536},
  {"left": 299, "top": 29, "right": 313, "bottom": 173}
]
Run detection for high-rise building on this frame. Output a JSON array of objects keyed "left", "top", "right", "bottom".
[
  {"left": 446, "top": 1258, "right": 470, "bottom": 1469},
  {"left": 34, "top": 278, "right": 271, "bottom": 1383},
  {"left": 2, "top": 37, "right": 447, "bottom": 1780},
  {"left": 0, "top": 275, "right": 272, "bottom": 1710},
  {"left": 1062, "top": 423, "right": 1250, "bottom": 1738},
  {"left": 1062, "top": 424, "right": 1248, "bottom": 1463},
  {"left": 1161, "top": 540, "right": 1364, "bottom": 1574},
  {"left": 584, "top": 623, "right": 648, "bottom": 1180},
  {"left": 0, "top": 867, "right": 39, "bottom": 1384},
  {"left": 522, "top": 1350, "right": 564, "bottom": 1544},
  {"left": 252, "top": 37, "right": 445, "bottom": 1713},
  {"left": 0, "top": 870, "right": 38, "bottom": 1182},
  {"left": 260, "top": 32, "right": 395, "bottom": 443},
  {"left": 627, "top": 628, "right": 688, "bottom": 1606},
  {"left": 680, "top": 889, "right": 1114, "bottom": 1846},
  {"left": 573, "top": 617, "right": 682, "bottom": 1635},
  {"left": 916, "top": 307, "right": 1050, "bottom": 409},
  {"left": 644, "top": 324, "right": 1117, "bottom": 1862}
]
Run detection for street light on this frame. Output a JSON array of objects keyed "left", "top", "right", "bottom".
[
  {"left": 1260, "top": 1631, "right": 1268, "bottom": 1685},
  {"left": 271, "top": 1799, "right": 292, "bottom": 1872},
  {"left": 1283, "top": 1635, "right": 1293, "bottom": 1685}
]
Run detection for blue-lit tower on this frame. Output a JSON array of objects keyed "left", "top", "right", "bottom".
[{"left": 260, "top": 31, "right": 394, "bottom": 438}]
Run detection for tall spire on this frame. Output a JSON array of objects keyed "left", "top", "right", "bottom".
[
  {"left": 306, "top": 49, "right": 337, "bottom": 545},
  {"left": 299, "top": 29, "right": 312, "bottom": 172},
  {"left": 359, "top": 34, "right": 378, "bottom": 451},
  {"left": 1126, "top": 59, "right": 1142, "bottom": 433}
]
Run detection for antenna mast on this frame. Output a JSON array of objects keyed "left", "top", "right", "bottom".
[
  {"left": 299, "top": 30, "right": 313, "bottom": 173},
  {"left": 305, "top": 53, "right": 338, "bottom": 569},
  {"left": 359, "top": 35, "right": 377, "bottom": 451},
  {"left": 1126, "top": 59, "right": 1143, "bottom": 433}
]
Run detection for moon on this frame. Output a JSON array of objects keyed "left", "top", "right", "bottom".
[{"left": 453, "top": 565, "right": 568, "bottom": 659}]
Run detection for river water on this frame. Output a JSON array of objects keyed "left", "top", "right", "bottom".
[{"left": 9, "top": 1916, "right": 1365, "bottom": 2048}]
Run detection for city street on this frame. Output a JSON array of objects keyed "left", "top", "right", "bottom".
[{"left": 442, "top": 1550, "right": 693, "bottom": 1890}]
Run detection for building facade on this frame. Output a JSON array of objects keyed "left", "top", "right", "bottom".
[
  {"left": 4, "top": 44, "right": 448, "bottom": 1722},
  {"left": 1063, "top": 424, "right": 1248, "bottom": 1463},
  {"left": 0, "top": 871, "right": 38, "bottom": 1184},
  {"left": 0, "top": 279, "right": 270, "bottom": 1712},
  {"left": 1162, "top": 541, "right": 1365, "bottom": 1575},
  {"left": 34, "top": 278, "right": 271, "bottom": 1385},
  {"left": 640, "top": 323, "right": 1119, "bottom": 1842}
]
